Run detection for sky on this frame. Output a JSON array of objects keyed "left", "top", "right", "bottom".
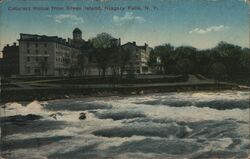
[{"left": 0, "top": 0, "right": 249, "bottom": 53}]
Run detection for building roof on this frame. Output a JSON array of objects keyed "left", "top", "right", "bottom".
[
  {"left": 122, "top": 42, "right": 148, "bottom": 50},
  {"left": 73, "top": 28, "right": 82, "bottom": 34},
  {"left": 18, "top": 33, "right": 80, "bottom": 49}
]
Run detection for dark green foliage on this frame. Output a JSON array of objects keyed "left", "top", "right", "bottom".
[
  {"left": 88, "top": 33, "right": 132, "bottom": 78},
  {"left": 209, "top": 62, "right": 227, "bottom": 80},
  {"left": 149, "top": 41, "right": 249, "bottom": 82}
]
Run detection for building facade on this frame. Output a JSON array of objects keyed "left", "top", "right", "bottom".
[
  {"left": 121, "top": 42, "right": 152, "bottom": 74},
  {"left": 18, "top": 28, "right": 151, "bottom": 76},
  {"left": 19, "top": 33, "right": 80, "bottom": 76}
]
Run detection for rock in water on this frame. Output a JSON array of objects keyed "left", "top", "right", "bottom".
[
  {"left": 1, "top": 114, "right": 42, "bottom": 124},
  {"left": 79, "top": 112, "right": 86, "bottom": 120},
  {"left": 49, "top": 112, "right": 63, "bottom": 120}
]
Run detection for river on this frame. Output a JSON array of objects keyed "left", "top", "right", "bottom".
[{"left": 1, "top": 91, "right": 249, "bottom": 159}]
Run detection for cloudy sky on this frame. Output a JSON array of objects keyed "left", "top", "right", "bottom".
[{"left": 0, "top": 0, "right": 249, "bottom": 51}]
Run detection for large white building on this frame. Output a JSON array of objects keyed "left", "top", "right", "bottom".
[
  {"left": 19, "top": 33, "right": 81, "bottom": 76},
  {"left": 19, "top": 28, "right": 151, "bottom": 76}
]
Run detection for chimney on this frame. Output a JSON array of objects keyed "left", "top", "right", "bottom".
[
  {"left": 68, "top": 38, "right": 72, "bottom": 45},
  {"left": 133, "top": 41, "right": 136, "bottom": 46},
  {"left": 13, "top": 42, "right": 16, "bottom": 46},
  {"left": 118, "top": 38, "right": 121, "bottom": 46},
  {"left": 145, "top": 43, "right": 148, "bottom": 48}
]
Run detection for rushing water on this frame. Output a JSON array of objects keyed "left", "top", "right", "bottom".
[{"left": 1, "top": 91, "right": 249, "bottom": 159}]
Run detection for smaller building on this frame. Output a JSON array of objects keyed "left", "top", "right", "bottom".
[
  {"left": 121, "top": 42, "right": 152, "bottom": 74},
  {"left": 0, "top": 43, "right": 19, "bottom": 77}
]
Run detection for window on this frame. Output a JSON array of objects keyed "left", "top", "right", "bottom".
[
  {"left": 26, "top": 67, "right": 30, "bottom": 73},
  {"left": 27, "top": 57, "right": 30, "bottom": 62},
  {"left": 27, "top": 49, "right": 30, "bottom": 54},
  {"left": 44, "top": 43, "right": 47, "bottom": 47},
  {"left": 36, "top": 50, "right": 38, "bottom": 54},
  {"left": 34, "top": 69, "right": 40, "bottom": 75},
  {"left": 35, "top": 43, "right": 38, "bottom": 47},
  {"left": 44, "top": 57, "right": 48, "bottom": 61},
  {"left": 27, "top": 42, "right": 30, "bottom": 48},
  {"left": 44, "top": 51, "right": 47, "bottom": 54},
  {"left": 142, "top": 67, "right": 148, "bottom": 72},
  {"left": 36, "top": 57, "right": 38, "bottom": 62},
  {"left": 136, "top": 69, "right": 140, "bottom": 74}
]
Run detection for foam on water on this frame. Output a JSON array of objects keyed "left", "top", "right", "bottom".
[
  {"left": 1, "top": 101, "right": 47, "bottom": 117},
  {"left": 1, "top": 90, "right": 249, "bottom": 159}
]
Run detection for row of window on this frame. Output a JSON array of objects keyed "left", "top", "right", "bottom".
[
  {"left": 56, "top": 57, "right": 64, "bottom": 62},
  {"left": 25, "top": 67, "right": 48, "bottom": 74},
  {"left": 56, "top": 51, "right": 69, "bottom": 55},
  {"left": 27, "top": 42, "right": 47, "bottom": 48},
  {"left": 27, "top": 57, "right": 48, "bottom": 62},
  {"left": 55, "top": 43, "right": 70, "bottom": 51},
  {"left": 26, "top": 42, "right": 72, "bottom": 51},
  {"left": 26, "top": 49, "right": 48, "bottom": 54}
]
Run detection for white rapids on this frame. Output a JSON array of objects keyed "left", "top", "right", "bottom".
[{"left": 1, "top": 90, "right": 249, "bottom": 159}]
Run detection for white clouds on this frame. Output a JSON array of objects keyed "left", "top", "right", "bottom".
[
  {"left": 189, "top": 25, "right": 229, "bottom": 34},
  {"left": 47, "top": 14, "right": 84, "bottom": 25},
  {"left": 237, "top": 0, "right": 249, "bottom": 2},
  {"left": 113, "top": 12, "right": 145, "bottom": 25}
]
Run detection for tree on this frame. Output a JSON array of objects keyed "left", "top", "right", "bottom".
[
  {"left": 109, "top": 47, "right": 120, "bottom": 77},
  {"left": 78, "top": 54, "right": 87, "bottom": 76},
  {"left": 90, "top": 33, "right": 115, "bottom": 77},
  {"left": 196, "top": 49, "right": 211, "bottom": 75},
  {"left": 93, "top": 48, "right": 112, "bottom": 77},
  {"left": 154, "top": 44, "right": 174, "bottom": 74},
  {"left": 174, "top": 46, "right": 197, "bottom": 73},
  {"left": 213, "top": 41, "right": 242, "bottom": 77},
  {"left": 209, "top": 62, "right": 227, "bottom": 80},
  {"left": 148, "top": 49, "right": 156, "bottom": 66},
  {"left": 240, "top": 48, "right": 250, "bottom": 73},
  {"left": 119, "top": 48, "right": 132, "bottom": 78},
  {"left": 176, "top": 58, "right": 193, "bottom": 75},
  {"left": 90, "top": 33, "right": 114, "bottom": 49}
]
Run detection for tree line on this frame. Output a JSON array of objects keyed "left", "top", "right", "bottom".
[
  {"left": 149, "top": 42, "right": 250, "bottom": 82},
  {"left": 75, "top": 32, "right": 249, "bottom": 83}
]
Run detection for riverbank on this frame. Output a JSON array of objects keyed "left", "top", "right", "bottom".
[{"left": 1, "top": 81, "right": 246, "bottom": 103}]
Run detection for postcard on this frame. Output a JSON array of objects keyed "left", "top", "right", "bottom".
[{"left": 0, "top": 0, "right": 249, "bottom": 158}]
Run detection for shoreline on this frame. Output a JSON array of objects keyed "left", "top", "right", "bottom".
[{"left": 1, "top": 82, "right": 248, "bottom": 103}]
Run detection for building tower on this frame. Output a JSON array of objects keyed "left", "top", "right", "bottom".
[{"left": 73, "top": 28, "right": 82, "bottom": 41}]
